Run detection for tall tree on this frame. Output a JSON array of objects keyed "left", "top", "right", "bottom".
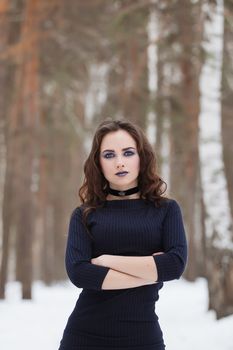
[
  {"left": 199, "top": 0, "right": 233, "bottom": 318},
  {"left": 13, "top": 0, "right": 41, "bottom": 299},
  {"left": 0, "top": 0, "right": 11, "bottom": 299},
  {"left": 221, "top": 0, "right": 233, "bottom": 225},
  {"left": 156, "top": 0, "right": 204, "bottom": 280}
]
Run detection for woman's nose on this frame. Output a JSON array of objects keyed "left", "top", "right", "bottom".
[
  {"left": 116, "top": 156, "right": 125, "bottom": 168},
  {"left": 117, "top": 163, "right": 125, "bottom": 168}
]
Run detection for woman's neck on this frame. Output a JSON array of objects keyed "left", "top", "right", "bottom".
[{"left": 106, "top": 192, "right": 141, "bottom": 201}]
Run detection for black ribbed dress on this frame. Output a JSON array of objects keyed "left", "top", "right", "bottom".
[{"left": 58, "top": 198, "right": 187, "bottom": 350}]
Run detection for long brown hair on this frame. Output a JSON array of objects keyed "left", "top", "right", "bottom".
[{"left": 79, "top": 118, "right": 168, "bottom": 237}]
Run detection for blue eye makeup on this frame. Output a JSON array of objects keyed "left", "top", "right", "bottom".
[
  {"left": 103, "top": 153, "right": 114, "bottom": 159},
  {"left": 103, "top": 150, "right": 135, "bottom": 159},
  {"left": 124, "top": 150, "right": 135, "bottom": 156}
]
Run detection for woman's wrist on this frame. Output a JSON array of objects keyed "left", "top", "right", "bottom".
[{"left": 91, "top": 254, "right": 108, "bottom": 267}]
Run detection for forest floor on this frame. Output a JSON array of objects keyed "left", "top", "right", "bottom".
[{"left": 0, "top": 277, "right": 232, "bottom": 350}]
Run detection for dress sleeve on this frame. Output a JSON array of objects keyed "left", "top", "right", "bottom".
[
  {"left": 153, "top": 199, "right": 188, "bottom": 282},
  {"left": 65, "top": 207, "right": 110, "bottom": 290}
]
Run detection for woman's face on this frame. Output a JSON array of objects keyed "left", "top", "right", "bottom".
[{"left": 99, "top": 129, "right": 140, "bottom": 191}]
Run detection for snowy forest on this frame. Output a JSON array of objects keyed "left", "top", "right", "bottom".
[{"left": 0, "top": 0, "right": 233, "bottom": 348}]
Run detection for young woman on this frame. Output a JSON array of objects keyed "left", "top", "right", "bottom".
[{"left": 58, "top": 119, "right": 187, "bottom": 350}]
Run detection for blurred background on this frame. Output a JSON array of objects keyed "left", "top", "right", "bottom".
[{"left": 0, "top": 0, "right": 233, "bottom": 348}]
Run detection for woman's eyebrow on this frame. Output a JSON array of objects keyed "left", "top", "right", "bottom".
[{"left": 101, "top": 147, "right": 136, "bottom": 153}]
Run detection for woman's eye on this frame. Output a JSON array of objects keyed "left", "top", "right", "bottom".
[
  {"left": 104, "top": 153, "right": 114, "bottom": 159},
  {"left": 124, "top": 151, "right": 135, "bottom": 156},
  {"left": 103, "top": 151, "right": 135, "bottom": 159}
]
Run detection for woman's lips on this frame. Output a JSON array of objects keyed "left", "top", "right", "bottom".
[{"left": 115, "top": 172, "right": 128, "bottom": 177}]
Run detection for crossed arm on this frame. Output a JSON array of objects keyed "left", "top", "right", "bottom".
[
  {"left": 66, "top": 201, "right": 187, "bottom": 291},
  {"left": 65, "top": 208, "right": 163, "bottom": 291},
  {"left": 91, "top": 253, "right": 162, "bottom": 290},
  {"left": 90, "top": 200, "right": 187, "bottom": 290}
]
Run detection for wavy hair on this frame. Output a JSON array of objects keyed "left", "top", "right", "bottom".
[{"left": 79, "top": 118, "right": 168, "bottom": 237}]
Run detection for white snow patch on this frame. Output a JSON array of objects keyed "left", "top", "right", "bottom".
[{"left": 0, "top": 278, "right": 233, "bottom": 350}]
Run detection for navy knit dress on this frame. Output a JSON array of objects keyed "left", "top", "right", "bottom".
[{"left": 58, "top": 198, "right": 187, "bottom": 350}]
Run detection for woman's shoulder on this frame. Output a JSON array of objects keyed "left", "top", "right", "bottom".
[
  {"left": 160, "top": 197, "right": 183, "bottom": 218},
  {"left": 155, "top": 196, "right": 182, "bottom": 212},
  {"left": 165, "top": 197, "right": 180, "bottom": 207},
  {"left": 69, "top": 205, "right": 84, "bottom": 219},
  {"left": 69, "top": 203, "right": 96, "bottom": 219}
]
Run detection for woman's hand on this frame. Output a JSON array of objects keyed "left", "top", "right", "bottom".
[{"left": 91, "top": 254, "right": 107, "bottom": 266}]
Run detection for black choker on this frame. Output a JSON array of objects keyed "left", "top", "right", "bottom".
[{"left": 108, "top": 186, "right": 139, "bottom": 197}]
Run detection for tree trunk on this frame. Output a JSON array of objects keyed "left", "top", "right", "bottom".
[
  {"left": 0, "top": 0, "right": 26, "bottom": 299},
  {"left": 13, "top": 0, "right": 41, "bottom": 299},
  {"left": 161, "top": 0, "right": 204, "bottom": 280},
  {"left": 199, "top": 0, "right": 233, "bottom": 318},
  {"left": 221, "top": 0, "right": 233, "bottom": 224},
  {"left": 0, "top": 0, "right": 10, "bottom": 299},
  {"left": 0, "top": 154, "right": 14, "bottom": 298}
]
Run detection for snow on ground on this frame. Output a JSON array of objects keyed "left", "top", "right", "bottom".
[{"left": 0, "top": 277, "right": 232, "bottom": 350}]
